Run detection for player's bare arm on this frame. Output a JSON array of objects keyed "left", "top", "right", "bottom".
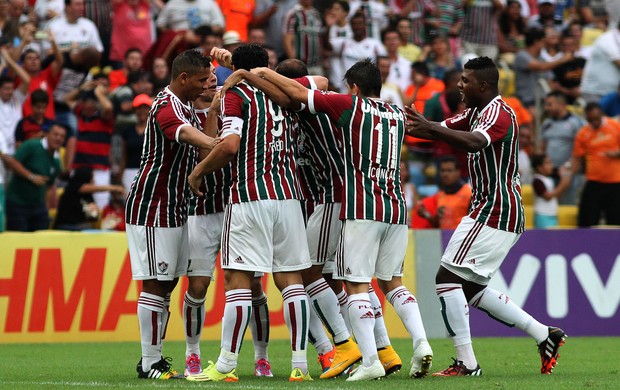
[
  {"left": 210, "top": 47, "right": 233, "bottom": 68},
  {"left": 198, "top": 92, "right": 221, "bottom": 160},
  {"left": 177, "top": 124, "right": 219, "bottom": 150},
  {"left": 221, "top": 69, "right": 294, "bottom": 109},
  {"left": 188, "top": 134, "right": 240, "bottom": 196},
  {"left": 251, "top": 67, "right": 310, "bottom": 105},
  {"left": 405, "top": 105, "right": 487, "bottom": 153}
]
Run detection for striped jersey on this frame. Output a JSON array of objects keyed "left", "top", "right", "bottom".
[
  {"left": 125, "top": 87, "right": 200, "bottom": 227},
  {"left": 284, "top": 4, "right": 323, "bottom": 68},
  {"left": 295, "top": 76, "right": 345, "bottom": 204},
  {"left": 442, "top": 96, "right": 525, "bottom": 233},
  {"left": 460, "top": 0, "right": 499, "bottom": 46},
  {"left": 189, "top": 107, "right": 231, "bottom": 216},
  {"left": 308, "top": 90, "right": 407, "bottom": 224},
  {"left": 222, "top": 82, "right": 300, "bottom": 203},
  {"left": 73, "top": 105, "right": 114, "bottom": 170}
]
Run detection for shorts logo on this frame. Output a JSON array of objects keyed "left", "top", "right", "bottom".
[
  {"left": 374, "top": 311, "right": 383, "bottom": 319},
  {"left": 234, "top": 256, "right": 244, "bottom": 264},
  {"left": 467, "top": 258, "right": 476, "bottom": 265},
  {"left": 360, "top": 311, "right": 374, "bottom": 319},
  {"left": 346, "top": 267, "right": 352, "bottom": 275},
  {"left": 158, "top": 261, "right": 169, "bottom": 273},
  {"left": 402, "top": 296, "right": 417, "bottom": 305}
]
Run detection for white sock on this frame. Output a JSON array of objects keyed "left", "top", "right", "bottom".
[
  {"left": 308, "top": 305, "right": 333, "bottom": 354},
  {"left": 282, "top": 284, "right": 309, "bottom": 372},
  {"left": 471, "top": 287, "right": 549, "bottom": 343},
  {"left": 386, "top": 286, "right": 428, "bottom": 347},
  {"left": 306, "top": 278, "right": 350, "bottom": 343},
  {"left": 137, "top": 292, "right": 164, "bottom": 370},
  {"left": 217, "top": 289, "right": 251, "bottom": 373},
  {"left": 183, "top": 292, "right": 206, "bottom": 357},
  {"left": 161, "top": 293, "right": 171, "bottom": 341},
  {"left": 436, "top": 283, "right": 477, "bottom": 369},
  {"left": 249, "top": 293, "right": 270, "bottom": 361},
  {"left": 347, "top": 293, "right": 378, "bottom": 367},
  {"left": 369, "top": 285, "right": 390, "bottom": 349},
  {"left": 336, "top": 289, "right": 352, "bottom": 334}
]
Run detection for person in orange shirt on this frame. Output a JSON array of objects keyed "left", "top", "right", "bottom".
[
  {"left": 217, "top": 0, "right": 255, "bottom": 42},
  {"left": 404, "top": 61, "right": 445, "bottom": 113},
  {"left": 411, "top": 155, "right": 472, "bottom": 229},
  {"left": 569, "top": 102, "right": 620, "bottom": 227},
  {"left": 108, "top": 48, "right": 143, "bottom": 91}
]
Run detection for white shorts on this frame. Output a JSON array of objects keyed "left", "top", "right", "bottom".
[
  {"left": 126, "top": 223, "right": 189, "bottom": 281},
  {"left": 187, "top": 212, "right": 224, "bottom": 278},
  {"left": 441, "top": 216, "right": 521, "bottom": 284},
  {"left": 307, "top": 202, "right": 341, "bottom": 274},
  {"left": 334, "top": 219, "right": 407, "bottom": 283},
  {"left": 221, "top": 199, "right": 311, "bottom": 273}
]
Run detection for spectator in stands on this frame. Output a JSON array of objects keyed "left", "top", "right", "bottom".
[
  {"left": 400, "top": 159, "right": 416, "bottom": 226},
  {"left": 497, "top": 0, "right": 527, "bottom": 65},
  {"left": 215, "top": 30, "right": 242, "bottom": 86},
  {"left": 570, "top": 102, "right": 620, "bottom": 227},
  {"left": 513, "top": 27, "right": 573, "bottom": 111},
  {"left": 528, "top": 0, "right": 567, "bottom": 32},
  {"left": 191, "top": 24, "right": 221, "bottom": 57},
  {"left": 531, "top": 153, "right": 573, "bottom": 228},
  {"left": 394, "top": 16, "right": 422, "bottom": 62},
  {"left": 421, "top": 34, "right": 461, "bottom": 80},
  {"left": 549, "top": 31, "right": 586, "bottom": 105},
  {"left": 252, "top": 0, "right": 297, "bottom": 58},
  {"left": 108, "top": 48, "right": 143, "bottom": 90},
  {"left": 2, "top": 123, "right": 66, "bottom": 231},
  {"left": 48, "top": 0, "right": 104, "bottom": 53},
  {"left": 54, "top": 166, "right": 124, "bottom": 230},
  {"left": 0, "top": 65, "right": 28, "bottom": 158},
  {"left": 404, "top": 61, "right": 444, "bottom": 114},
  {"left": 424, "top": 0, "right": 464, "bottom": 60},
  {"left": 324, "top": 0, "right": 351, "bottom": 92},
  {"left": 460, "top": 0, "right": 503, "bottom": 60},
  {"left": 217, "top": 0, "right": 254, "bottom": 42},
  {"left": 580, "top": 21, "right": 620, "bottom": 103},
  {"left": 110, "top": 0, "right": 153, "bottom": 69},
  {"left": 383, "top": 28, "right": 410, "bottom": 93},
  {"left": 518, "top": 124, "right": 534, "bottom": 185},
  {"left": 349, "top": 0, "right": 388, "bottom": 43},
  {"left": 116, "top": 93, "right": 149, "bottom": 191},
  {"left": 149, "top": 57, "right": 170, "bottom": 95},
  {"left": 110, "top": 70, "right": 152, "bottom": 125},
  {"left": 0, "top": 131, "right": 7, "bottom": 232},
  {"left": 377, "top": 55, "right": 404, "bottom": 108},
  {"left": 14, "top": 88, "right": 54, "bottom": 148},
  {"left": 540, "top": 25, "right": 561, "bottom": 62},
  {"left": 156, "top": 0, "right": 224, "bottom": 33},
  {"left": 606, "top": 0, "right": 620, "bottom": 32},
  {"left": 411, "top": 155, "right": 472, "bottom": 229},
  {"left": 247, "top": 26, "right": 266, "bottom": 45},
  {"left": 66, "top": 80, "right": 114, "bottom": 210},
  {"left": 34, "top": 0, "right": 64, "bottom": 27},
  {"left": 599, "top": 81, "right": 620, "bottom": 119},
  {"left": 283, "top": 0, "right": 324, "bottom": 75}
]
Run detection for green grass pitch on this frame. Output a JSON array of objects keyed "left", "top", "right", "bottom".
[{"left": 1, "top": 337, "right": 618, "bottom": 389}]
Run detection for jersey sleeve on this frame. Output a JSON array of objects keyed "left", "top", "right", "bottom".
[
  {"left": 441, "top": 108, "right": 473, "bottom": 131},
  {"left": 471, "top": 107, "right": 512, "bottom": 146},
  {"left": 307, "top": 90, "right": 353, "bottom": 124},
  {"left": 532, "top": 177, "right": 547, "bottom": 197},
  {"left": 156, "top": 101, "right": 193, "bottom": 142}
]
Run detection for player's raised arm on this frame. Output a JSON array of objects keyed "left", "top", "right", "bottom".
[
  {"left": 221, "top": 69, "right": 294, "bottom": 109},
  {"left": 252, "top": 67, "right": 311, "bottom": 105},
  {"left": 405, "top": 104, "right": 486, "bottom": 153}
]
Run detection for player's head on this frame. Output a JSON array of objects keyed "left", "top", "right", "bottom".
[
  {"left": 170, "top": 49, "right": 214, "bottom": 102},
  {"left": 459, "top": 56, "right": 499, "bottom": 108},
  {"left": 344, "top": 58, "right": 382, "bottom": 98},
  {"left": 231, "top": 43, "right": 269, "bottom": 71},
  {"left": 275, "top": 59, "right": 309, "bottom": 78}
]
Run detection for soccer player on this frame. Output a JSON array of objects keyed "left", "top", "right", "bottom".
[
  {"left": 187, "top": 44, "right": 312, "bottom": 382},
  {"left": 183, "top": 87, "right": 273, "bottom": 379},
  {"left": 252, "top": 59, "right": 433, "bottom": 381},
  {"left": 405, "top": 56, "right": 566, "bottom": 376},
  {"left": 125, "top": 49, "right": 219, "bottom": 380}
]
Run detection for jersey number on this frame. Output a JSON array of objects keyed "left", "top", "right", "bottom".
[{"left": 374, "top": 122, "right": 398, "bottom": 170}]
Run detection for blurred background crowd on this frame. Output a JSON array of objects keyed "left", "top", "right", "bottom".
[{"left": 0, "top": 0, "right": 619, "bottom": 233}]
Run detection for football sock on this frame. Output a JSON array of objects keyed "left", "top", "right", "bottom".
[
  {"left": 217, "top": 289, "right": 251, "bottom": 373},
  {"left": 436, "top": 283, "right": 478, "bottom": 369},
  {"left": 336, "top": 289, "right": 352, "bottom": 334},
  {"left": 308, "top": 306, "right": 333, "bottom": 355},
  {"left": 471, "top": 287, "right": 549, "bottom": 343},
  {"left": 386, "top": 286, "right": 428, "bottom": 347},
  {"left": 183, "top": 292, "right": 206, "bottom": 357},
  {"left": 306, "top": 278, "right": 350, "bottom": 343},
  {"left": 137, "top": 292, "right": 164, "bottom": 370},
  {"left": 161, "top": 292, "right": 171, "bottom": 340},
  {"left": 369, "top": 285, "right": 390, "bottom": 349},
  {"left": 347, "top": 292, "right": 378, "bottom": 367},
  {"left": 282, "top": 284, "right": 310, "bottom": 372},
  {"left": 249, "top": 293, "right": 270, "bottom": 361}
]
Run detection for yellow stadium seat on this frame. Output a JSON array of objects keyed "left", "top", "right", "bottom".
[
  {"left": 521, "top": 184, "right": 534, "bottom": 207},
  {"left": 524, "top": 205, "right": 534, "bottom": 229},
  {"left": 558, "top": 205, "right": 578, "bottom": 228}
]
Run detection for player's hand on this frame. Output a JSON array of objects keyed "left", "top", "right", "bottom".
[
  {"left": 221, "top": 69, "right": 247, "bottom": 95},
  {"left": 188, "top": 172, "right": 204, "bottom": 197},
  {"left": 405, "top": 104, "right": 429, "bottom": 137},
  {"left": 210, "top": 91, "right": 222, "bottom": 114},
  {"left": 210, "top": 47, "right": 232, "bottom": 68}
]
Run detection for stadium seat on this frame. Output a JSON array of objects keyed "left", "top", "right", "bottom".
[
  {"left": 557, "top": 205, "right": 578, "bottom": 227},
  {"left": 521, "top": 184, "right": 534, "bottom": 206}
]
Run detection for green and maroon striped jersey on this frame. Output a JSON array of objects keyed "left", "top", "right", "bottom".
[
  {"left": 125, "top": 87, "right": 200, "bottom": 227},
  {"left": 222, "top": 82, "right": 300, "bottom": 203},
  {"left": 308, "top": 90, "right": 407, "bottom": 224},
  {"left": 284, "top": 4, "right": 323, "bottom": 68},
  {"left": 442, "top": 96, "right": 525, "bottom": 233}
]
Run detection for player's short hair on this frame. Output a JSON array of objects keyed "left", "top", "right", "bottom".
[
  {"left": 463, "top": 56, "right": 499, "bottom": 86},
  {"left": 275, "top": 59, "right": 308, "bottom": 78},
  {"left": 171, "top": 50, "right": 212, "bottom": 79},
  {"left": 530, "top": 153, "right": 547, "bottom": 170},
  {"left": 231, "top": 43, "right": 269, "bottom": 71},
  {"left": 344, "top": 58, "right": 382, "bottom": 97},
  {"left": 30, "top": 89, "right": 49, "bottom": 106}
]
